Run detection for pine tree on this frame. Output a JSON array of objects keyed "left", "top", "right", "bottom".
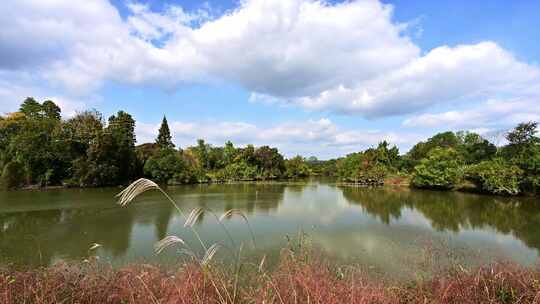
[{"left": 156, "top": 116, "right": 174, "bottom": 148}]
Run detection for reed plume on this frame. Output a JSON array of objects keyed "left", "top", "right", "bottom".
[
  {"left": 116, "top": 178, "right": 159, "bottom": 206},
  {"left": 154, "top": 236, "right": 185, "bottom": 254}
]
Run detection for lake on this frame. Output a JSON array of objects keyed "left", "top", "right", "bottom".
[{"left": 1, "top": 179, "right": 539, "bottom": 277}]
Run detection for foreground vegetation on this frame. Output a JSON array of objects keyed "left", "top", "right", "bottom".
[
  {"left": 3, "top": 177, "right": 540, "bottom": 303},
  {"left": 1, "top": 98, "right": 539, "bottom": 196},
  {"left": 2, "top": 256, "right": 539, "bottom": 304},
  {"left": 3, "top": 175, "right": 539, "bottom": 302}
]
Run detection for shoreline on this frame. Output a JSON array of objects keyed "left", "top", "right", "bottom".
[{"left": 8, "top": 177, "right": 539, "bottom": 198}]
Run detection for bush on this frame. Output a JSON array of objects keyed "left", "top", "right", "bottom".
[
  {"left": 513, "top": 145, "right": 540, "bottom": 194},
  {"left": 284, "top": 156, "right": 311, "bottom": 178},
  {"left": 466, "top": 158, "right": 524, "bottom": 195},
  {"left": 0, "top": 161, "right": 25, "bottom": 189},
  {"left": 144, "top": 148, "right": 186, "bottom": 184},
  {"left": 412, "top": 148, "right": 462, "bottom": 190},
  {"left": 215, "top": 161, "right": 258, "bottom": 181}
]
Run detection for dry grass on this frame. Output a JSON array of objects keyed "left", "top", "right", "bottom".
[
  {"left": 2, "top": 255, "right": 540, "bottom": 304},
  {"left": 4, "top": 179, "right": 539, "bottom": 303}
]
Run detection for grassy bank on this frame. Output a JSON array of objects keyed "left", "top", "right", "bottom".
[{"left": 2, "top": 253, "right": 540, "bottom": 304}]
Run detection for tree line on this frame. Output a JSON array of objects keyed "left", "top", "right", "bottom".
[
  {"left": 0, "top": 98, "right": 313, "bottom": 189},
  {"left": 1, "top": 98, "right": 539, "bottom": 196},
  {"left": 331, "top": 123, "right": 540, "bottom": 195}
]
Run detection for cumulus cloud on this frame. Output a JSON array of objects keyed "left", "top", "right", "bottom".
[
  {"left": 1, "top": 0, "right": 539, "bottom": 141},
  {"left": 0, "top": 71, "right": 91, "bottom": 117},
  {"left": 295, "top": 42, "right": 540, "bottom": 117},
  {"left": 0, "top": 0, "right": 418, "bottom": 98},
  {"left": 136, "top": 118, "right": 421, "bottom": 158},
  {"left": 403, "top": 99, "right": 540, "bottom": 130}
]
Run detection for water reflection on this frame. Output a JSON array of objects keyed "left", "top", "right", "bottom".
[
  {"left": 0, "top": 183, "right": 287, "bottom": 266},
  {"left": 341, "top": 187, "right": 540, "bottom": 253},
  {"left": 1, "top": 181, "right": 539, "bottom": 272}
]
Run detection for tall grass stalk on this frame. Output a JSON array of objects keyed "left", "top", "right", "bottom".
[{"left": 116, "top": 178, "right": 256, "bottom": 304}]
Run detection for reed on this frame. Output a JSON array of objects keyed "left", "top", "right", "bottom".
[
  {"left": 2, "top": 257, "right": 540, "bottom": 303},
  {"left": 3, "top": 180, "right": 538, "bottom": 303},
  {"left": 116, "top": 178, "right": 256, "bottom": 303}
]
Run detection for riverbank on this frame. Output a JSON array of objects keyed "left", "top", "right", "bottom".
[
  {"left": 2, "top": 254, "right": 539, "bottom": 304},
  {"left": 11, "top": 177, "right": 540, "bottom": 200}
]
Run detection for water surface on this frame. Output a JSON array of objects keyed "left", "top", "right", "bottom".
[{"left": 1, "top": 180, "right": 539, "bottom": 276}]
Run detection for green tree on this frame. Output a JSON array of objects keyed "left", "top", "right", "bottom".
[
  {"left": 405, "top": 131, "right": 460, "bottom": 170},
  {"left": 0, "top": 161, "right": 25, "bottom": 189},
  {"left": 41, "top": 100, "right": 61, "bottom": 120},
  {"left": 223, "top": 141, "right": 237, "bottom": 166},
  {"left": 107, "top": 111, "right": 137, "bottom": 183},
  {"left": 156, "top": 116, "right": 174, "bottom": 149},
  {"left": 194, "top": 139, "right": 209, "bottom": 169},
  {"left": 507, "top": 121, "right": 539, "bottom": 146},
  {"left": 412, "top": 148, "right": 462, "bottom": 190},
  {"left": 19, "top": 97, "right": 42, "bottom": 119},
  {"left": 71, "top": 110, "right": 138, "bottom": 186},
  {"left": 465, "top": 158, "right": 523, "bottom": 195},
  {"left": 238, "top": 144, "right": 256, "bottom": 165},
  {"left": 254, "top": 146, "right": 285, "bottom": 178},
  {"left": 64, "top": 110, "right": 104, "bottom": 155},
  {"left": 501, "top": 122, "right": 540, "bottom": 193},
  {"left": 285, "top": 156, "right": 310, "bottom": 178},
  {"left": 144, "top": 148, "right": 185, "bottom": 184},
  {"left": 454, "top": 131, "right": 497, "bottom": 164}
]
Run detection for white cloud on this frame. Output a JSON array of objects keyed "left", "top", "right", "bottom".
[
  {"left": 403, "top": 99, "right": 540, "bottom": 130},
  {"left": 136, "top": 118, "right": 421, "bottom": 158},
  {"left": 1, "top": 0, "right": 539, "bottom": 146},
  {"left": 0, "top": 0, "right": 418, "bottom": 98},
  {"left": 295, "top": 42, "right": 540, "bottom": 117},
  {"left": 0, "top": 71, "right": 91, "bottom": 117}
]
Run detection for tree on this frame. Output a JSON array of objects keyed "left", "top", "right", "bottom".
[
  {"left": 506, "top": 122, "right": 538, "bottom": 146},
  {"left": 42, "top": 100, "right": 61, "bottom": 120},
  {"left": 107, "top": 111, "right": 137, "bottom": 183},
  {"left": 237, "top": 144, "right": 256, "bottom": 165},
  {"left": 465, "top": 158, "right": 523, "bottom": 195},
  {"left": 156, "top": 116, "right": 174, "bottom": 149},
  {"left": 144, "top": 148, "right": 185, "bottom": 184},
  {"left": 19, "top": 97, "right": 42, "bottom": 119},
  {"left": 71, "top": 110, "right": 138, "bottom": 187},
  {"left": 405, "top": 131, "right": 460, "bottom": 170},
  {"left": 501, "top": 122, "right": 540, "bottom": 193},
  {"left": 0, "top": 161, "right": 25, "bottom": 189},
  {"left": 412, "top": 148, "right": 462, "bottom": 190},
  {"left": 223, "top": 141, "right": 237, "bottom": 166},
  {"left": 457, "top": 131, "right": 497, "bottom": 164},
  {"left": 193, "top": 139, "right": 209, "bottom": 169},
  {"left": 64, "top": 110, "right": 104, "bottom": 155},
  {"left": 285, "top": 156, "right": 310, "bottom": 178},
  {"left": 254, "top": 146, "right": 285, "bottom": 178}
]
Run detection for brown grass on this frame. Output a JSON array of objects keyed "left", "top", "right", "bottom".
[
  {"left": 5, "top": 179, "right": 538, "bottom": 303},
  {"left": 2, "top": 254, "right": 540, "bottom": 304}
]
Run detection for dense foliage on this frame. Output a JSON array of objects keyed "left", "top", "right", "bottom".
[
  {"left": 335, "top": 141, "right": 399, "bottom": 185},
  {"left": 465, "top": 158, "right": 523, "bottom": 195},
  {"left": 1, "top": 98, "right": 539, "bottom": 195},
  {"left": 411, "top": 148, "right": 462, "bottom": 190},
  {"left": 0, "top": 99, "right": 312, "bottom": 188}
]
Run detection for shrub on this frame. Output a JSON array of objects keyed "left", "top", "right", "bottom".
[
  {"left": 0, "top": 161, "right": 25, "bottom": 189},
  {"left": 513, "top": 145, "right": 540, "bottom": 194},
  {"left": 284, "top": 156, "right": 311, "bottom": 178},
  {"left": 216, "top": 161, "right": 258, "bottom": 181},
  {"left": 143, "top": 148, "right": 185, "bottom": 184},
  {"left": 412, "top": 148, "right": 462, "bottom": 190},
  {"left": 466, "top": 158, "right": 524, "bottom": 195}
]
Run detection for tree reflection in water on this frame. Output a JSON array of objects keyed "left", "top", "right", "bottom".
[{"left": 341, "top": 186, "right": 540, "bottom": 253}]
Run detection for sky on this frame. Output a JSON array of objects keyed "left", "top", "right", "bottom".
[{"left": 1, "top": 0, "right": 539, "bottom": 159}]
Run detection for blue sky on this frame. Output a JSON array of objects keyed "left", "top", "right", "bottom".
[{"left": 1, "top": 0, "right": 539, "bottom": 158}]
